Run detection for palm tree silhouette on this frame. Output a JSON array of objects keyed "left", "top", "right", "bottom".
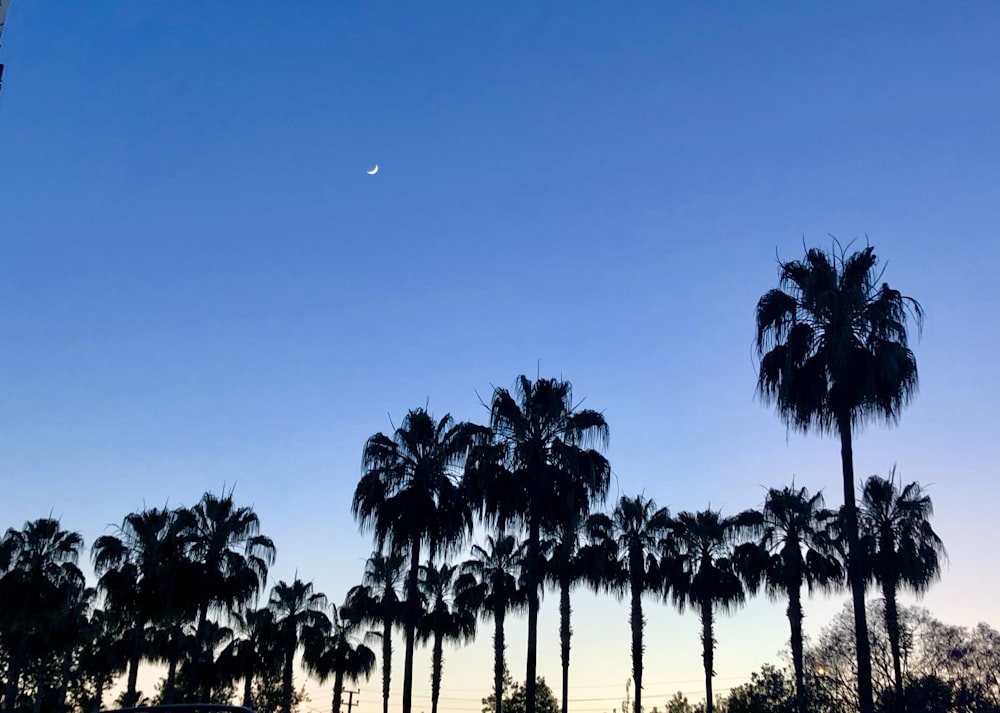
[
  {"left": 269, "top": 578, "right": 329, "bottom": 713},
  {"left": 180, "top": 491, "right": 276, "bottom": 699},
  {"left": 746, "top": 485, "right": 843, "bottom": 713},
  {"left": 859, "top": 469, "right": 945, "bottom": 713},
  {"left": 302, "top": 602, "right": 377, "bottom": 713},
  {"left": 584, "top": 494, "right": 671, "bottom": 713},
  {"left": 217, "top": 606, "right": 282, "bottom": 709},
  {"left": 474, "top": 376, "right": 610, "bottom": 713},
  {"left": 345, "top": 551, "right": 406, "bottom": 713},
  {"left": 667, "top": 509, "right": 758, "bottom": 713},
  {"left": 92, "top": 507, "right": 184, "bottom": 707},
  {"left": 417, "top": 561, "right": 477, "bottom": 713},
  {"left": 352, "top": 407, "right": 482, "bottom": 713},
  {"left": 756, "top": 243, "right": 923, "bottom": 713},
  {"left": 456, "top": 533, "right": 526, "bottom": 713}
]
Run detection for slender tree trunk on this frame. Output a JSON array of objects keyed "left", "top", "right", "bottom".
[
  {"left": 31, "top": 663, "right": 43, "bottom": 713},
  {"left": 281, "top": 628, "right": 296, "bottom": 713},
  {"left": 839, "top": 417, "right": 875, "bottom": 713},
  {"left": 57, "top": 646, "right": 72, "bottom": 712},
  {"left": 431, "top": 632, "right": 444, "bottom": 713},
  {"left": 882, "top": 580, "right": 905, "bottom": 713},
  {"left": 629, "top": 556, "right": 644, "bottom": 713},
  {"left": 3, "top": 645, "right": 22, "bottom": 713},
  {"left": 332, "top": 669, "right": 345, "bottom": 713},
  {"left": 525, "top": 518, "right": 540, "bottom": 713},
  {"left": 242, "top": 667, "right": 255, "bottom": 709},
  {"left": 381, "top": 617, "right": 392, "bottom": 713},
  {"left": 787, "top": 582, "right": 807, "bottom": 713},
  {"left": 494, "top": 603, "right": 506, "bottom": 713},
  {"left": 559, "top": 572, "right": 571, "bottom": 713},
  {"left": 164, "top": 624, "right": 181, "bottom": 704},
  {"left": 701, "top": 601, "right": 714, "bottom": 713},
  {"left": 192, "top": 599, "right": 210, "bottom": 700},
  {"left": 402, "top": 537, "right": 421, "bottom": 713},
  {"left": 124, "top": 620, "right": 145, "bottom": 707},
  {"left": 95, "top": 677, "right": 106, "bottom": 712}
]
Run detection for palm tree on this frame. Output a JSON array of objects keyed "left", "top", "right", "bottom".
[
  {"left": 302, "top": 603, "right": 377, "bottom": 713},
  {"left": 180, "top": 490, "right": 276, "bottom": 698},
  {"left": 92, "top": 507, "right": 185, "bottom": 707},
  {"left": 746, "top": 485, "right": 843, "bottom": 713},
  {"left": 755, "top": 243, "right": 923, "bottom": 713},
  {"left": 473, "top": 376, "right": 610, "bottom": 713},
  {"left": 0, "top": 518, "right": 85, "bottom": 713},
  {"left": 352, "top": 407, "right": 482, "bottom": 713},
  {"left": 75, "top": 608, "right": 128, "bottom": 712},
  {"left": 456, "top": 533, "right": 527, "bottom": 713},
  {"left": 218, "top": 606, "right": 283, "bottom": 709},
  {"left": 269, "top": 578, "right": 329, "bottom": 713},
  {"left": 859, "top": 470, "right": 945, "bottom": 713},
  {"left": 584, "top": 495, "right": 671, "bottom": 713},
  {"left": 345, "top": 552, "right": 405, "bottom": 713},
  {"left": 667, "top": 509, "right": 758, "bottom": 713},
  {"left": 417, "top": 561, "right": 477, "bottom": 713}
]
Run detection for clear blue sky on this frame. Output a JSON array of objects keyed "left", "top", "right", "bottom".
[{"left": 1, "top": 2, "right": 998, "bottom": 711}]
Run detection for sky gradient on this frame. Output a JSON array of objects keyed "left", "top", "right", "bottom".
[{"left": 1, "top": 3, "right": 998, "bottom": 712}]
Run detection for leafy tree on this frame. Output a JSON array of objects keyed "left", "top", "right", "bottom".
[
  {"left": 352, "top": 407, "right": 481, "bottom": 713},
  {"left": 180, "top": 490, "right": 276, "bottom": 699},
  {"left": 723, "top": 664, "right": 796, "bottom": 713},
  {"left": 457, "top": 533, "right": 527, "bottom": 713},
  {"left": 473, "top": 376, "right": 610, "bottom": 713},
  {"left": 269, "top": 579, "right": 328, "bottom": 713},
  {"left": 667, "top": 509, "right": 758, "bottom": 713},
  {"left": 301, "top": 602, "right": 376, "bottom": 713},
  {"left": 418, "top": 561, "right": 476, "bottom": 713},
  {"left": 859, "top": 470, "right": 945, "bottom": 712},
  {"left": 584, "top": 494, "right": 671, "bottom": 713},
  {"left": 755, "top": 243, "right": 924, "bottom": 713},
  {"left": 0, "top": 518, "right": 85, "bottom": 713},
  {"left": 482, "top": 674, "right": 559, "bottom": 713},
  {"left": 742, "top": 485, "right": 842, "bottom": 713},
  {"left": 345, "top": 551, "right": 405, "bottom": 713}
]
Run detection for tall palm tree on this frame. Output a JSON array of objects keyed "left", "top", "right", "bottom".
[
  {"left": 746, "top": 485, "right": 843, "bottom": 713},
  {"left": 417, "top": 562, "right": 477, "bottom": 713},
  {"left": 75, "top": 608, "right": 128, "bottom": 712},
  {"left": 0, "top": 521, "right": 78, "bottom": 710},
  {"left": 0, "top": 518, "right": 85, "bottom": 713},
  {"left": 667, "top": 509, "right": 758, "bottom": 713},
  {"left": 584, "top": 495, "right": 671, "bottom": 713},
  {"left": 217, "top": 606, "right": 283, "bottom": 709},
  {"left": 269, "top": 578, "right": 329, "bottom": 713},
  {"left": 302, "top": 603, "right": 376, "bottom": 713},
  {"left": 180, "top": 490, "right": 276, "bottom": 698},
  {"left": 859, "top": 470, "right": 945, "bottom": 713},
  {"left": 456, "top": 533, "right": 527, "bottom": 713},
  {"left": 352, "top": 407, "right": 482, "bottom": 713},
  {"left": 473, "top": 376, "right": 610, "bottom": 713},
  {"left": 93, "top": 507, "right": 184, "bottom": 707},
  {"left": 755, "top": 243, "right": 923, "bottom": 713},
  {"left": 345, "top": 552, "right": 405, "bottom": 713}
]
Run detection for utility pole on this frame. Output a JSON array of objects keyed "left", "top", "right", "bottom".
[
  {"left": 344, "top": 690, "right": 360, "bottom": 713},
  {"left": 0, "top": 0, "right": 11, "bottom": 93}
]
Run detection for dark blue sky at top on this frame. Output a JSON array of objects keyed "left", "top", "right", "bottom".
[{"left": 1, "top": 4, "right": 999, "bottom": 694}]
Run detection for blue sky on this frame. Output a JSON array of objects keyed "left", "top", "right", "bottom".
[{"left": 1, "top": 2, "right": 999, "bottom": 710}]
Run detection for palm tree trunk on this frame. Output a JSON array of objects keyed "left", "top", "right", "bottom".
[
  {"left": 332, "top": 669, "right": 345, "bottom": 713},
  {"left": 525, "top": 518, "right": 541, "bottom": 713},
  {"left": 242, "top": 668, "right": 255, "bottom": 709},
  {"left": 403, "top": 537, "right": 421, "bottom": 713},
  {"left": 838, "top": 416, "right": 875, "bottom": 713},
  {"left": 3, "top": 646, "right": 22, "bottom": 713},
  {"left": 787, "top": 583, "right": 807, "bottom": 713},
  {"left": 701, "top": 601, "right": 714, "bottom": 713},
  {"left": 95, "top": 677, "right": 106, "bottom": 712},
  {"left": 559, "top": 572, "right": 571, "bottom": 713},
  {"left": 494, "top": 604, "right": 506, "bottom": 713},
  {"left": 281, "top": 628, "right": 296, "bottom": 713},
  {"left": 882, "top": 580, "right": 905, "bottom": 713},
  {"left": 124, "top": 621, "right": 145, "bottom": 707},
  {"left": 431, "top": 632, "right": 444, "bottom": 713},
  {"left": 164, "top": 625, "right": 181, "bottom": 704},
  {"left": 381, "top": 617, "right": 392, "bottom": 713},
  {"left": 57, "top": 646, "right": 73, "bottom": 712},
  {"left": 629, "top": 566, "right": 644, "bottom": 713}
]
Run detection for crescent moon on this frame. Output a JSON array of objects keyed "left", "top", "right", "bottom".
[{"left": 367, "top": 164, "right": 379, "bottom": 175}]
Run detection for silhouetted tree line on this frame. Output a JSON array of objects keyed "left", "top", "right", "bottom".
[{"left": 2, "top": 244, "right": 983, "bottom": 713}]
